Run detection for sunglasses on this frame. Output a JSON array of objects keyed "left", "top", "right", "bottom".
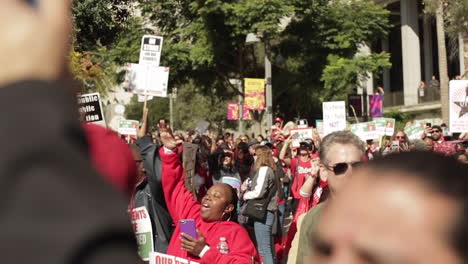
[
  {"left": 396, "top": 136, "right": 405, "bottom": 139},
  {"left": 326, "top": 161, "right": 362, "bottom": 175}
]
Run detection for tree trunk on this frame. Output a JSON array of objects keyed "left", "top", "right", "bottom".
[
  {"left": 464, "top": 35, "right": 468, "bottom": 78},
  {"left": 435, "top": 1, "right": 449, "bottom": 124}
]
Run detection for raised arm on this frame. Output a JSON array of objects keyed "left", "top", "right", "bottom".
[
  {"left": 279, "top": 137, "right": 293, "bottom": 166},
  {"left": 159, "top": 128, "right": 200, "bottom": 222}
]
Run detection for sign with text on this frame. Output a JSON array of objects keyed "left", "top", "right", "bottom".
[
  {"left": 449, "top": 80, "right": 468, "bottom": 133},
  {"left": 139, "top": 35, "right": 163, "bottom": 67},
  {"left": 149, "top": 252, "right": 200, "bottom": 264},
  {"left": 315, "top": 120, "right": 324, "bottom": 139},
  {"left": 323, "top": 101, "right": 346, "bottom": 136},
  {"left": 290, "top": 128, "right": 314, "bottom": 148},
  {"left": 244, "top": 78, "right": 265, "bottom": 110},
  {"left": 350, "top": 122, "right": 378, "bottom": 141},
  {"left": 78, "top": 93, "right": 106, "bottom": 127},
  {"left": 373, "top": 118, "right": 396, "bottom": 137},
  {"left": 124, "top": 63, "right": 169, "bottom": 98},
  {"left": 131, "top": 207, "right": 154, "bottom": 261},
  {"left": 118, "top": 120, "right": 139, "bottom": 136}
]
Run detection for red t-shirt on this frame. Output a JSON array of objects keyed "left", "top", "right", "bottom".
[{"left": 290, "top": 158, "right": 313, "bottom": 199}]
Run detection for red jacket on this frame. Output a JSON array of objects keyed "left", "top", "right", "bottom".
[{"left": 160, "top": 148, "right": 259, "bottom": 264}]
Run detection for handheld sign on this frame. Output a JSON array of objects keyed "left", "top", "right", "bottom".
[
  {"left": 139, "top": 35, "right": 164, "bottom": 67},
  {"left": 449, "top": 80, "right": 468, "bottom": 133},
  {"left": 78, "top": 93, "right": 106, "bottom": 127},
  {"left": 290, "top": 128, "right": 314, "bottom": 148},
  {"left": 124, "top": 63, "right": 169, "bottom": 98},
  {"left": 118, "top": 120, "right": 139, "bottom": 136},
  {"left": 131, "top": 207, "right": 154, "bottom": 261},
  {"left": 323, "top": 101, "right": 346, "bottom": 136}
]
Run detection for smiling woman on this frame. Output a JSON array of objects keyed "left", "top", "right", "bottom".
[{"left": 158, "top": 127, "right": 259, "bottom": 264}]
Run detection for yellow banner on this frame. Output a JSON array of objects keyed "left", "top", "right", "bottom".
[{"left": 244, "top": 78, "right": 265, "bottom": 110}]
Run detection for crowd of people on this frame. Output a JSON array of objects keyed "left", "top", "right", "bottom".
[{"left": 2, "top": 1, "right": 468, "bottom": 264}]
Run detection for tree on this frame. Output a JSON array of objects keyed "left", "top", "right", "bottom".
[{"left": 423, "top": 0, "right": 468, "bottom": 123}]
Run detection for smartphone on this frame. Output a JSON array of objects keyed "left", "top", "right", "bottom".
[
  {"left": 179, "top": 219, "right": 197, "bottom": 239},
  {"left": 391, "top": 141, "right": 399, "bottom": 151}
]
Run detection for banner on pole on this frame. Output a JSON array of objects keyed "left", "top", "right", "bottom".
[
  {"left": 449, "top": 80, "right": 468, "bottom": 133},
  {"left": 323, "top": 101, "right": 347, "bottom": 136},
  {"left": 369, "top": 94, "right": 384, "bottom": 117},
  {"left": 226, "top": 102, "right": 252, "bottom": 121},
  {"left": 78, "top": 93, "right": 106, "bottom": 127},
  {"left": 244, "top": 78, "right": 265, "bottom": 110}
]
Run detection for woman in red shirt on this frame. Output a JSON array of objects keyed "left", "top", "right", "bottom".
[{"left": 159, "top": 128, "right": 259, "bottom": 264}]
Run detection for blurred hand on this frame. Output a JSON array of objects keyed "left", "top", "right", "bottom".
[
  {"left": 159, "top": 124, "right": 177, "bottom": 150},
  {"left": 0, "top": 0, "right": 71, "bottom": 87}
]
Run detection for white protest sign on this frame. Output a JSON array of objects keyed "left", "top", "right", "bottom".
[
  {"left": 118, "top": 120, "right": 139, "bottom": 136},
  {"left": 350, "top": 122, "right": 378, "bottom": 141},
  {"left": 138, "top": 94, "right": 154, "bottom": 102},
  {"left": 131, "top": 207, "right": 154, "bottom": 261},
  {"left": 139, "top": 35, "right": 164, "bottom": 67},
  {"left": 289, "top": 128, "right": 314, "bottom": 148},
  {"left": 373, "top": 118, "right": 396, "bottom": 137},
  {"left": 78, "top": 93, "right": 106, "bottom": 127},
  {"left": 124, "top": 63, "right": 169, "bottom": 98},
  {"left": 404, "top": 120, "right": 431, "bottom": 140},
  {"left": 449, "top": 80, "right": 468, "bottom": 133},
  {"left": 323, "top": 101, "right": 346, "bottom": 136},
  {"left": 149, "top": 252, "right": 197, "bottom": 264},
  {"left": 315, "top": 120, "right": 325, "bottom": 139}
]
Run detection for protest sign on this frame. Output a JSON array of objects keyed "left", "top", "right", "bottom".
[
  {"left": 118, "top": 120, "right": 139, "bottom": 136},
  {"left": 138, "top": 94, "right": 154, "bottom": 102},
  {"left": 131, "top": 207, "right": 154, "bottom": 261},
  {"left": 315, "top": 120, "right": 324, "bottom": 139},
  {"left": 139, "top": 35, "right": 163, "bottom": 67},
  {"left": 183, "top": 142, "right": 199, "bottom": 196},
  {"left": 350, "top": 122, "right": 378, "bottom": 141},
  {"left": 373, "top": 118, "right": 396, "bottom": 137},
  {"left": 149, "top": 252, "right": 176, "bottom": 264},
  {"left": 78, "top": 93, "right": 106, "bottom": 127},
  {"left": 124, "top": 63, "right": 169, "bottom": 98},
  {"left": 449, "top": 80, "right": 468, "bottom": 133},
  {"left": 290, "top": 128, "right": 314, "bottom": 148},
  {"left": 369, "top": 94, "right": 384, "bottom": 117},
  {"left": 323, "top": 101, "right": 346, "bottom": 136},
  {"left": 244, "top": 78, "right": 265, "bottom": 110},
  {"left": 404, "top": 120, "right": 431, "bottom": 140}
]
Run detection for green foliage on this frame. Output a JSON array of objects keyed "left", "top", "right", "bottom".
[
  {"left": 321, "top": 52, "right": 391, "bottom": 101},
  {"left": 423, "top": 0, "right": 468, "bottom": 37},
  {"left": 125, "top": 95, "right": 170, "bottom": 129}
]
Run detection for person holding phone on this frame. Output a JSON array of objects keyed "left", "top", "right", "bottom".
[{"left": 158, "top": 126, "right": 259, "bottom": 264}]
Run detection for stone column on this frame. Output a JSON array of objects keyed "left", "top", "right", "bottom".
[
  {"left": 400, "top": 0, "right": 421, "bottom": 106},
  {"left": 423, "top": 16, "right": 434, "bottom": 84},
  {"left": 460, "top": 33, "right": 466, "bottom": 78}
]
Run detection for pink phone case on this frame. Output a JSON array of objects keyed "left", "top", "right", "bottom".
[{"left": 180, "top": 219, "right": 197, "bottom": 239}]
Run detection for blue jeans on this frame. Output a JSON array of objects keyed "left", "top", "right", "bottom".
[{"left": 254, "top": 211, "right": 276, "bottom": 264}]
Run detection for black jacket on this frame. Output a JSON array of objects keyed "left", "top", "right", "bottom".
[
  {"left": 136, "top": 136, "right": 174, "bottom": 253},
  {"left": 0, "top": 81, "right": 138, "bottom": 263}
]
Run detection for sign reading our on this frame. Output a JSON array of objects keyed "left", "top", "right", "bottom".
[
  {"left": 149, "top": 252, "right": 199, "bottom": 264},
  {"left": 78, "top": 93, "right": 106, "bottom": 127},
  {"left": 139, "top": 35, "right": 164, "bottom": 67}
]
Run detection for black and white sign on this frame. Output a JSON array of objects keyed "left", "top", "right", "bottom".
[
  {"left": 78, "top": 93, "right": 106, "bottom": 127},
  {"left": 139, "top": 35, "right": 163, "bottom": 67}
]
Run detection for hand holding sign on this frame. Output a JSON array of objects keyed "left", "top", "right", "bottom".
[{"left": 0, "top": 0, "right": 71, "bottom": 87}]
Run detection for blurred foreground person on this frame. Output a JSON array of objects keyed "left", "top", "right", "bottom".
[
  {"left": 308, "top": 152, "right": 468, "bottom": 264},
  {"left": 0, "top": 0, "right": 137, "bottom": 263}
]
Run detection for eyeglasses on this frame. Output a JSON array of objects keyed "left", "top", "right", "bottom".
[
  {"left": 326, "top": 161, "right": 362, "bottom": 175},
  {"left": 396, "top": 136, "right": 405, "bottom": 139}
]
